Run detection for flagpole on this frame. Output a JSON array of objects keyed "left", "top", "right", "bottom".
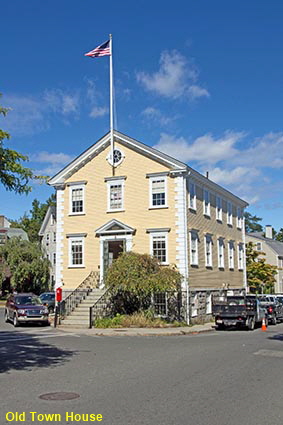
[{"left": 109, "top": 34, "right": 114, "bottom": 176}]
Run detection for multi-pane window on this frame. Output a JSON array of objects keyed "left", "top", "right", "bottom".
[
  {"left": 53, "top": 232, "right": 56, "bottom": 242},
  {"left": 151, "top": 178, "right": 166, "bottom": 207},
  {"left": 203, "top": 189, "right": 210, "bottom": 216},
  {"left": 70, "top": 238, "right": 84, "bottom": 266},
  {"left": 190, "top": 232, "right": 199, "bottom": 265},
  {"left": 151, "top": 234, "right": 167, "bottom": 264},
  {"left": 53, "top": 253, "right": 56, "bottom": 265},
  {"left": 205, "top": 235, "right": 212, "bottom": 267},
  {"left": 71, "top": 187, "right": 84, "bottom": 214},
  {"left": 238, "top": 243, "right": 244, "bottom": 270},
  {"left": 228, "top": 241, "right": 234, "bottom": 269},
  {"left": 216, "top": 196, "right": 222, "bottom": 221},
  {"left": 189, "top": 182, "right": 196, "bottom": 210},
  {"left": 227, "top": 201, "right": 233, "bottom": 225},
  {"left": 109, "top": 183, "right": 123, "bottom": 210},
  {"left": 217, "top": 238, "right": 225, "bottom": 268},
  {"left": 237, "top": 207, "right": 243, "bottom": 229},
  {"left": 278, "top": 257, "right": 283, "bottom": 269}
]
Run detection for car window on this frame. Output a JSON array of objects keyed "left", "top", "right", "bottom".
[
  {"left": 40, "top": 294, "right": 54, "bottom": 301},
  {"left": 15, "top": 296, "right": 42, "bottom": 305}
]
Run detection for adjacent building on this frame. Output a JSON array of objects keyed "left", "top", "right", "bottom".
[
  {"left": 38, "top": 206, "right": 57, "bottom": 288},
  {"left": 246, "top": 225, "right": 283, "bottom": 294},
  {"left": 48, "top": 131, "right": 248, "bottom": 320}
]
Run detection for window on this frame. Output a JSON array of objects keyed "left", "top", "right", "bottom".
[
  {"left": 190, "top": 231, "right": 199, "bottom": 265},
  {"left": 46, "top": 233, "right": 50, "bottom": 245},
  {"left": 227, "top": 201, "right": 233, "bottom": 225},
  {"left": 53, "top": 253, "right": 56, "bottom": 265},
  {"left": 151, "top": 233, "right": 168, "bottom": 264},
  {"left": 189, "top": 182, "right": 196, "bottom": 210},
  {"left": 237, "top": 207, "right": 243, "bottom": 229},
  {"left": 53, "top": 232, "right": 56, "bottom": 242},
  {"left": 150, "top": 177, "right": 167, "bottom": 208},
  {"left": 70, "top": 185, "right": 85, "bottom": 214},
  {"left": 228, "top": 241, "right": 234, "bottom": 269},
  {"left": 205, "top": 235, "right": 213, "bottom": 267},
  {"left": 278, "top": 257, "right": 283, "bottom": 269},
  {"left": 238, "top": 243, "right": 244, "bottom": 270},
  {"left": 108, "top": 179, "right": 124, "bottom": 211},
  {"left": 69, "top": 237, "right": 84, "bottom": 267},
  {"left": 256, "top": 242, "right": 262, "bottom": 251},
  {"left": 107, "top": 148, "right": 124, "bottom": 166},
  {"left": 216, "top": 196, "right": 222, "bottom": 221},
  {"left": 203, "top": 189, "right": 210, "bottom": 216},
  {"left": 217, "top": 238, "right": 225, "bottom": 268}
]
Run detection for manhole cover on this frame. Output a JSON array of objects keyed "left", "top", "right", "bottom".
[{"left": 39, "top": 392, "right": 80, "bottom": 401}]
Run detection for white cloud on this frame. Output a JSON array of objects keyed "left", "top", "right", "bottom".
[
  {"left": 89, "top": 106, "right": 108, "bottom": 119},
  {"left": 141, "top": 107, "right": 177, "bottom": 126},
  {"left": 43, "top": 89, "right": 80, "bottom": 116},
  {"left": 30, "top": 151, "right": 74, "bottom": 178},
  {"left": 137, "top": 50, "right": 209, "bottom": 101}
]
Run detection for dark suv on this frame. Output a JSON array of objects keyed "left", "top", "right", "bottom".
[
  {"left": 5, "top": 293, "right": 49, "bottom": 327},
  {"left": 39, "top": 292, "right": 55, "bottom": 313}
]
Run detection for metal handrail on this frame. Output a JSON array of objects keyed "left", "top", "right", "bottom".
[
  {"left": 89, "top": 285, "right": 113, "bottom": 328},
  {"left": 61, "top": 271, "right": 99, "bottom": 318}
]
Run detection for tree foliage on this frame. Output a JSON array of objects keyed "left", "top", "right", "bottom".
[
  {"left": 0, "top": 94, "right": 35, "bottom": 194},
  {"left": 9, "top": 194, "right": 56, "bottom": 242},
  {"left": 105, "top": 251, "right": 183, "bottom": 314},
  {"left": 244, "top": 212, "right": 263, "bottom": 233},
  {"left": 0, "top": 237, "right": 50, "bottom": 294},
  {"left": 275, "top": 228, "right": 283, "bottom": 242},
  {"left": 246, "top": 242, "right": 277, "bottom": 294}
]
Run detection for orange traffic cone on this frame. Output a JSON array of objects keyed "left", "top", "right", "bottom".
[{"left": 261, "top": 317, "right": 267, "bottom": 331}]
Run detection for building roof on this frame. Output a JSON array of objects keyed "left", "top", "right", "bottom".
[
  {"left": 247, "top": 232, "right": 283, "bottom": 256},
  {"left": 48, "top": 130, "right": 248, "bottom": 207},
  {"left": 38, "top": 205, "right": 56, "bottom": 236},
  {"left": 0, "top": 227, "right": 29, "bottom": 241}
]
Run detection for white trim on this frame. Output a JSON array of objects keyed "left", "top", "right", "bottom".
[
  {"left": 217, "top": 238, "right": 225, "bottom": 268},
  {"left": 55, "top": 189, "right": 64, "bottom": 288},
  {"left": 107, "top": 178, "right": 125, "bottom": 212},
  {"left": 68, "top": 236, "right": 85, "bottom": 268},
  {"left": 204, "top": 234, "right": 213, "bottom": 267},
  {"left": 189, "top": 230, "right": 199, "bottom": 266},
  {"left": 149, "top": 175, "right": 168, "bottom": 209},
  {"left": 189, "top": 181, "right": 196, "bottom": 210},
  {"left": 69, "top": 184, "right": 85, "bottom": 215},
  {"left": 106, "top": 147, "right": 125, "bottom": 167},
  {"left": 203, "top": 189, "right": 210, "bottom": 217},
  {"left": 150, "top": 231, "right": 169, "bottom": 265},
  {"left": 237, "top": 207, "right": 243, "bottom": 229},
  {"left": 227, "top": 201, "right": 233, "bottom": 226},
  {"left": 175, "top": 176, "right": 189, "bottom": 291}
]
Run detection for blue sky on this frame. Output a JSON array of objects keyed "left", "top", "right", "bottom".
[{"left": 1, "top": 0, "right": 283, "bottom": 231}]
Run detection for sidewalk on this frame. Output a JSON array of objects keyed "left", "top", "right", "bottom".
[{"left": 57, "top": 322, "right": 215, "bottom": 336}]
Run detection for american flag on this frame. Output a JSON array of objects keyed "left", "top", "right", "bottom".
[{"left": 85, "top": 40, "right": 111, "bottom": 58}]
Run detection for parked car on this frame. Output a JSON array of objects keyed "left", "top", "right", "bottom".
[
  {"left": 257, "top": 295, "right": 283, "bottom": 325},
  {"left": 5, "top": 293, "right": 49, "bottom": 327},
  {"left": 212, "top": 295, "right": 267, "bottom": 330},
  {"left": 39, "top": 292, "right": 55, "bottom": 313}
]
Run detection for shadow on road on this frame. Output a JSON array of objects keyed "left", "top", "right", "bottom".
[
  {"left": 0, "top": 331, "right": 76, "bottom": 374},
  {"left": 268, "top": 333, "right": 283, "bottom": 341}
]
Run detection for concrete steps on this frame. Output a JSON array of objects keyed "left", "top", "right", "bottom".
[{"left": 60, "top": 288, "right": 106, "bottom": 328}]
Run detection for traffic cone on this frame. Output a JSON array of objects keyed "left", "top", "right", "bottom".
[{"left": 261, "top": 317, "right": 267, "bottom": 331}]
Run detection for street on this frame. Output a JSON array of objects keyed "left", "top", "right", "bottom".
[{"left": 1, "top": 307, "right": 283, "bottom": 425}]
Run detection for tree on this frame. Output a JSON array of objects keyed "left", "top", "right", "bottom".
[
  {"left": 275, "top": 228, "right": 283, "bottom": 242},
  {"left": 0, "top": 94, "right": 35, "bottom": 194},
  {"left": 105, "top": 251, "right": 183, "bottom": 314},
  {"left": 244, "top": 212, "right": 263, "bottom": 233},
  {"left": 0, "top": 237, "right": 50, "bottom": 294},
  {"left": 246, "top": 242, "right": 277, "bottom": 294},
  {"left": 9, "top": 194, "right": 56, "bottom": 242}
]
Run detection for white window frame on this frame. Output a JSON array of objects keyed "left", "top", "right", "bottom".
[
  {"left": 68, "top": 236, "right": 85, "bottom": 268},
  {"left": 256, "top": 242, "right": 262, "bottom": 251},
  {"left": 217, "top": 238, "right": 225, "bottom": 268},
  {"left": 227, "top": 201, "right": 233, "bottom": 226},
  {"left": 150, "top": 231, "right": 168, "bottom": 265},
  {"left": 237, "top": 207, "right": 243, "bottom": 229},
  {"left": 204, "top": 235, "right": 213, "bottom": 267},
  {"left": 238, "top": 243, "right": 244, "bottom": 270},
  {"left": 149, "top": 176, "right": 167, "bottom": 209},
  {"left": 216, "top": 196, "right": 222, "bottom": 221},
  {"left": 228, "top": 241, "right": 234, "bottom": 269},
  {"left": 189, "top": 182, "right": 196, "bottom": 210},
  {"left": 107, "top": 179, "right": 125, "bottom": 212},
  {"left": 203, "top": 189, "right": 210, "bottom": 217},
  {"left": 69, "top": 184, "right": 85, "bottom": 215},
  {"left": 190, "top": 231, "right": 199, "bottom": 266}
]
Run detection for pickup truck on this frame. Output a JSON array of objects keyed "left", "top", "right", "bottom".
[
  {"left": 257, "top": 295, "right": 283, "bottom": 325},
  {"left": 212, "top": 295, "right": 267, "bottom": 330}
]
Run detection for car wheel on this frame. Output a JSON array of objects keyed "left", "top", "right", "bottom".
[
  {"left": 248, "top": 317, "right": 255, "bottom": 331},
  {"left": 48, "top": 306, "right": 54, "bottom": 314},
  {"left": 4, "top": 309, "right": 9, "bottom": 323},
  {"left": 13, "top": 313, "right": 19, "bottom": 327}
]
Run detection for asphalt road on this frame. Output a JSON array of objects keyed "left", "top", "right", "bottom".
[{"left": 1, "top": 306, "right": 283, "bottom": 425}]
